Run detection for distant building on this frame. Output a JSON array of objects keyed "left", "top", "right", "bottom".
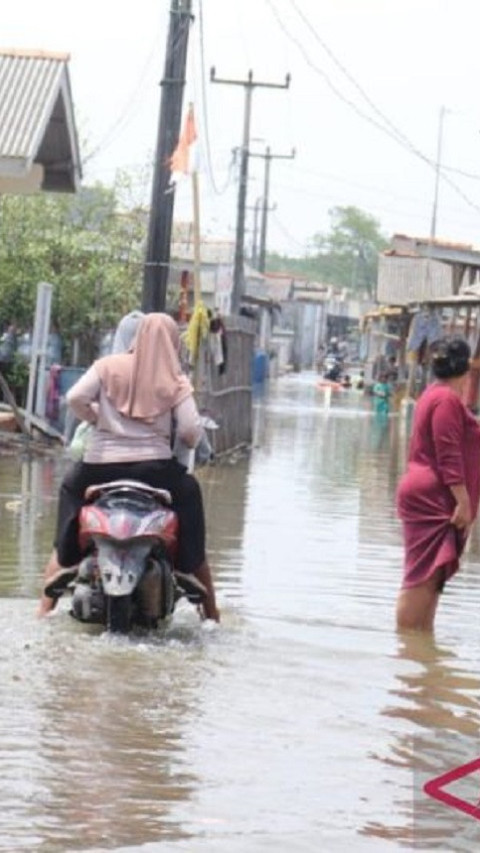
[
  {"left": 377, "top": 233, "right": 480, "bottom": 305},
  {"left": 365, "top": 233, "right": 480, "bottom": 398},
  {"left": 264, "top": 272, "right": 370, "bottom": 371}
]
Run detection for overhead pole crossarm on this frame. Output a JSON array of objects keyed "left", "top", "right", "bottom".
[
  {"left": 210, "top": 67, "right": 291, "bottom": 90},
  {"left": 210, "top": 68, "right": 291, "bottom": 313}
]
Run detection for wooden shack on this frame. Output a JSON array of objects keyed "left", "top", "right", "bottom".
[{"left": 369, "top": 234, "right": 480, "bottom": 403}]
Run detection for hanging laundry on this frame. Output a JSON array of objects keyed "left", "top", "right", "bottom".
[
  {"left": 407, "top": 309, "right": 443, "bottom": 352},
  {"left": 209, "top": 310, "right": 228, "bottom": 375}
]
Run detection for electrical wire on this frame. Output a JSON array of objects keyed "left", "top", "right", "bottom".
[
  {"left": 266, "top": 0, "right": 480, "bottom": 217},
  {"left": 196, "top": 0, "right": 236, "bottom": 195},
  {"left": 84, "top": 15, "right": 190, "bottom": 166},
  {"left": 83, "top": 40, "right": 159, "bottom": 164},
  {"left": 291, "top": 0, "right": 480, "bottom": 183},
  {"left": 277, "top": 165, "right": 479, "bottom": 227},
  {"left": 271, "top": 211, "right": 310, "bottom": 250}
]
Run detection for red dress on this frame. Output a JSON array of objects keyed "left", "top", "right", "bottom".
[{"left": 397, "top": 383, "right": 480, "bottom": 589}]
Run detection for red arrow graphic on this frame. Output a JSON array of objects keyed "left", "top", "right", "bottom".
[{"left": 424, "top": 757, "right": 480, "bottom": 820}]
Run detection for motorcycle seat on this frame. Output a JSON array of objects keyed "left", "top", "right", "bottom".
[{"left": 84, "top": 479, "right": 173, "bottom": 505}]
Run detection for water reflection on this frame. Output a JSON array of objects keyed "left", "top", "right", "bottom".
[
  {"left": 33, "top": 631, "right": 205, "bottom": 850},
  {"left": 364, "top": 632, "right": 480, "bottom": 848},
  {"left": 0, "top": 455, "right": 61, "bottom": 598}
]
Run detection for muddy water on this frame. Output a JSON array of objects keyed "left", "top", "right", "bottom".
[{"left": 1, "top": 373, "right": 480, "bottom": 851}]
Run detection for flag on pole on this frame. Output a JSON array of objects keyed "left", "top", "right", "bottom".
[{"left": 169, "top": 103, "right": 198, "bottom": 185}]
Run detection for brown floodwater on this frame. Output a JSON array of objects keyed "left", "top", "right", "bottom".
[{"left": 0, "top": 373, "right": 480, "bottom": 852}]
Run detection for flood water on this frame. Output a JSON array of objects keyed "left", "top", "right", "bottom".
[{"left": 1, "top": 373, "right": 480, "bottom": 851}]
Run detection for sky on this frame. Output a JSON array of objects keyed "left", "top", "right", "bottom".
[{"left": 5, "top": 0, "right": 480, "bottom": 257}]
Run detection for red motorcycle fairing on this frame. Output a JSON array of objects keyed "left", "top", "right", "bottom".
[
  {"left": 75, "top": 480, "right": 182, "bottom": 613},
  {"left": 78, "top": 503, "right": 179, "bottom": 554}
]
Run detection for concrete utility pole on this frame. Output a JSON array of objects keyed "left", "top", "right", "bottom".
[
  {"left": 142, "top": 0, "right": 192, "bottom": 313},
  {"left": 250, "top": 146, "right": 295, "bottom": 273},
  {"left": 210, "top": 68, "right": 290, "bottom": 313},
  {"left": 247, "top": 196, "right": 276, "bottom": 268}
]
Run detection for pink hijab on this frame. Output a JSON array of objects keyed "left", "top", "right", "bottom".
[{"left": 94, "top": 313, "right": 193, "bottom": 421}]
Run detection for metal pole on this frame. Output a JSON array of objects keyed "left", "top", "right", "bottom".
[{"left": 430, "top": 105, "right": 446, "bottom": 242}]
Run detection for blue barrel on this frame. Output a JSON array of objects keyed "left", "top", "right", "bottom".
[
  {"left": 58, "top": 366, "right": 86, "bottom": 396},
  {"left": 252, "top": 351, "right": 268, "bottom": 384}
]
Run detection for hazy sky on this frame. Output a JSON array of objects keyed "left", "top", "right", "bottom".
[{"left": 5, "top": 1, "right": 480, "bottom": 256}]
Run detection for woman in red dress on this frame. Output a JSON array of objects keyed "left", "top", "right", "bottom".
[{"left": 396, "top": 337, "right": 480, "bottom": 631}]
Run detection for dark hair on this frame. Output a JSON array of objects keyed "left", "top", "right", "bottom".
[{"left": 430, "top": 336, "right": 471, "bottom": 379}]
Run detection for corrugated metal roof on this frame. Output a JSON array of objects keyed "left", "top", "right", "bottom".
[{"left": 0, "top": 48, "right": 81, "bottom": 191}]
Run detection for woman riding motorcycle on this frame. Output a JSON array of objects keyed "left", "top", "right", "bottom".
[{"left": 37, "top": 312, "right": 219, "bottom": 622}]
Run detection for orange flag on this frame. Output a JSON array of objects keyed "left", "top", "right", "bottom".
[{"left": 170, "top": 103, "right": 198, "bottom": 182}]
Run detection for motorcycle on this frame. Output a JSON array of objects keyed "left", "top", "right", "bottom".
[
  {"left": 46, "top": 479, "right": 207, "bottom": 633},
  {"left": 323, "top": 354, "right": 343, "bottom": 382}
]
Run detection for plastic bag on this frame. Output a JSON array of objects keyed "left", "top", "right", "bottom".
[{"left": 68, "top": 421, "right": 94, "bottom": 461}]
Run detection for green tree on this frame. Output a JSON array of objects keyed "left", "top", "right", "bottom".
[
  {"left": 312, "top": 206, "right": 388, "bottom": 297},
  {"left": 266, "top": 206, "right": 389, "bottom": 297},
  {"left": 0, "top": 171, "right": 147, "bottom": 363}
]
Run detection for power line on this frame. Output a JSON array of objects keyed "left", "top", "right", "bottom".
[
  {"left": 84, "top": 17, "right": 190, "bottom": 166},
  {"left": 270, "top": 164, "right": 480, "bottom": 233},
  {"left": 270, "top": 211, "right": 309, "bottom": 250},
  {"left": 266, "top": 0, "right": 480, "bottom": 217},
  {"left": 290, "top": 0, "right": 416, "bottom": 151},
  {"left": 83, "top": 41, "right": 160, "bottom": 164},
  {"left": 196, "top": 0, "right": 235, "bottom": 195},
  {"left": 288, "top": 0, "right": 480, "bottom": 198}
]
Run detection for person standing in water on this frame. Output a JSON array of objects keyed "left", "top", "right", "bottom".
[{"left": 396, "top": 337, "right": 480, "bottom": 632}]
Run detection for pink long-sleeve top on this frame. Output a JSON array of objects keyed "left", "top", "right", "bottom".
[
  {"left": 406, "top": 382, "right": 480, "bottom": 504},
  {"left": 66, "top": 364, "right": 203, "bottom": 464}
]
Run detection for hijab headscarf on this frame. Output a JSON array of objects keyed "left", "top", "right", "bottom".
[
  {"left": 95, "top": 313, "right": 193, "bottom": 421},
  {"left": 111, "top": 310, "right": 144, "bottom": 354}
]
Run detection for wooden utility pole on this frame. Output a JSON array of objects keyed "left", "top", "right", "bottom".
[
  {"left": 250, "top": 146, "right": 295, "bottom": 273},
  {"left": 142, "top": 0, "right": 192, "bottom": 313},
  {"left": 210, "top": 69, "right": 290, "bottom": 313}
]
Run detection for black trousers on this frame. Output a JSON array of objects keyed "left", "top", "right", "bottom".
[{"left": 54, "top": 457, "right": 206, "bottom": 573}]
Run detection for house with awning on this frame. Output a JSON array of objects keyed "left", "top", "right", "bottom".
[{"left": 0, "top": 47, "right": 81, "bottom": 194}]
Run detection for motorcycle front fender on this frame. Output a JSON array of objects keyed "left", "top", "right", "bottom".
[{"left": 95, "top": 539, "right": 152, "bottom": 596}]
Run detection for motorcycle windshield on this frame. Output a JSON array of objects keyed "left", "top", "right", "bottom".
[{"left": 95, "top": 540, "right": 151, "bottom": 596}]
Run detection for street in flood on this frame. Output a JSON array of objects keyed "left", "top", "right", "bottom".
[{"left": 1, "top": 372, "right": 480, "bottom": 851}]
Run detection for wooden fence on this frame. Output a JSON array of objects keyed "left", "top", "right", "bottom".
[{"left": 191, "top": 315, "right": 255, "bottom": 455}]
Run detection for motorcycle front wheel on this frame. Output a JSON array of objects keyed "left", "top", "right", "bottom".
[{"left": 106, "top": 595, "right": 132, "bottom": 633}]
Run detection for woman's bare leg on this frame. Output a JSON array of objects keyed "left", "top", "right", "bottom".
[
  {"left": 37, "top": 548, "right": 61, "bottom": 617},
  {"left": 193, "top": 561, "right": 220, "bottom": 622},
  {"left": 396, "top": 572, "right": 441, "bottom": 632}
]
